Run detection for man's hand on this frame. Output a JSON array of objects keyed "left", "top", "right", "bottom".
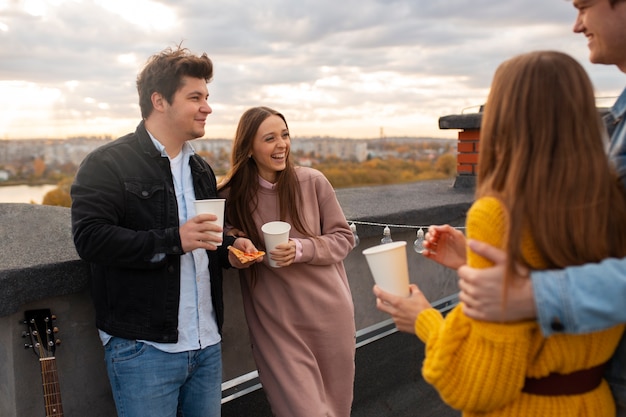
[
  {"left": 374, "top": 284, "right": 431, "bottom": 334},
  {"left": 180, "top": 214, "right": 223, "bottom": 252},
  {"left": 422, "top": 224, "right": 467, "bottom": 270},
  {"left": 458, "top": 239, "right": 537, "bottom": 322}
]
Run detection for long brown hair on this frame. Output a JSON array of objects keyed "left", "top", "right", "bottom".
[
  {"left": 478, "top": 50, "right": 626, "bottom": 285},
  {"left": 219, "top": 106, "right": 313, "bottom": 248}
]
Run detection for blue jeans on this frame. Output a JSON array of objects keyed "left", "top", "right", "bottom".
[{"left": 104, "top": 337, "right": 222, "bottom": 417}]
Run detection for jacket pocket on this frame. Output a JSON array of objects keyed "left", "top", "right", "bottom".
[{"left": 124, "top": 180, "right": 166, "bottom": 230}]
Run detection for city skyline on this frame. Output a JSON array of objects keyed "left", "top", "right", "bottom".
[{"left": 1, "top": 0, "right": 623, "bottom": 141}]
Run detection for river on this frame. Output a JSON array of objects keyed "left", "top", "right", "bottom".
[
  {"left": 0, "top": 184, "right": 58, "bottom": 204},
  {"left": 0, "top": 180, "right": 228, "bottom": 205}
]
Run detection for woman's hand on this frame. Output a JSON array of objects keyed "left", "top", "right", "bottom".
[
  {"left": 270, "top": 239, "right": 297, "bottom": 267},
  {"left": 228, "top": 237, "right": 264, "bottom": 269},
  {"left": 422, "top": 224, "right": 467, "bottom": 270},
  {"left": 373, "top": 284, "right": 431, "bottom": 334}
]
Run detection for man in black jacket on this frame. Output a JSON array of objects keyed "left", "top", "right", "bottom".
[{"left": 71, "top": 46, "right": 261, "bottom": 417}]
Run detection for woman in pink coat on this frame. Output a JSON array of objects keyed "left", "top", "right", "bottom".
[{"left": 218, "top": 106, "right": 356, "bottom": 417}]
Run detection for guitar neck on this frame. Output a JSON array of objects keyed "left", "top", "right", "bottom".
[{"left": 40, "top": 357, "right": 64, "bottom": 417}]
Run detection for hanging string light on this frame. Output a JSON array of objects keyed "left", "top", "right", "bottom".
[
  {"left": 413, "top": 228, "right": 425, "bottom": 253},
  {"left": 349, "top": 222, "right": 360, "bottom": 248},
  {"left": 346, "top": 220, "right": 465, "bottom": 251},
  {"left": 380, "top": 225, "right": 393, "bottom": 244}
]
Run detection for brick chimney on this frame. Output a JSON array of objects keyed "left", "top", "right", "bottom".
[
  {"left": 438, "top": 110, "right": 482, "bottom": 188},
  {"left": 439, "top": 106, "right": 612, "bottom": 189}
]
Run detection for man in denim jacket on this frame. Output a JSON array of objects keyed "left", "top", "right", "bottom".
[
  {"left": 71, "top": 46, "right": 261, "bottom": 417},
  {"left": 458, "top": 0, "right": 626, "bottom": 414}
]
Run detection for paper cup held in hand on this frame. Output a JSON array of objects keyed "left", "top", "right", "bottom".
[
  {"left": 193, "top": 198, "right": 225, "bottom": 245},
  {"left": 262, "top": 221, "right": 291, "bottom": 268},
  {"left": 362, "top": 241, "right": 410, "bottom": 297}
]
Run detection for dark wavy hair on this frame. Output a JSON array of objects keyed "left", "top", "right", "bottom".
[{"left": 136, "top": 45, "right": 213, "bottom": 119}]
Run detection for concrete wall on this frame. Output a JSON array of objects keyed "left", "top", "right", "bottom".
[{"left": 0, "top": 179, "right": 473, "bottom": 417}]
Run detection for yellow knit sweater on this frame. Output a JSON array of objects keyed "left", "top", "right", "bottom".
[{"left": 415, "top": 197, "right": 624, "bottom": 416}]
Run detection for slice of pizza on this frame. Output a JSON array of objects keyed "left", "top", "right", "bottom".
[{"left": 227, "top": 245, "right": 265, "bottom": 264}]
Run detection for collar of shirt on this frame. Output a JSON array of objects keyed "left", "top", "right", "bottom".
[
  {"left": 258, "top": 175, "right": 277, "bottom": 190},
  {"left": 146, "top": 130, "right": 196, "bottom": 159}
]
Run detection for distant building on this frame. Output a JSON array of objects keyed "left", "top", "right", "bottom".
[
  {"left": 0, "top": 136, "right": 453, "bottom": 173},
  {"left": 190, "top": 138, "right": 233, "bottom": 155},
  {"left": 0, "top": 137, "right": 112, "bottom": 167},
  {"left": 291, "top": 137, "right": 369, "bottom": 162}
]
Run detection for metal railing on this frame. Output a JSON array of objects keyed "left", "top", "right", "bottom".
[{"left": 220, "top": 292, "right": 460, "bottom": 404}]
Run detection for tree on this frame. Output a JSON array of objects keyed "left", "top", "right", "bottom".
[
  {"left": 42, "top": 188, "right": 71, "bottom": 207},
  {"left": 42, "top": 177, "right": 73, "bottom": 207},
  {"left": 435, "top": 154, "right": 457, "bottom": 177}
]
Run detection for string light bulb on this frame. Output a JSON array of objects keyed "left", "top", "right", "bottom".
[
  {"left": 381, "top": 225, "right": 393, "bottom": 244},
  {"left": 349, "top": 222, "right": 360, "bottom": 247},
  {"left": 413, "top": 228, "right": 425, "bottom": 253}
]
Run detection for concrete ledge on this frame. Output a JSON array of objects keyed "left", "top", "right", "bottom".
[
  {"left": 0, "top": 179, "right": 474, "bottom": 317},
  {"left": 0, "top": 203, "right": 90, "bottom": 316},
  {"left": 0, "top": 259, "right": 89, "bottom": 317},
  {"left": 438, "top": 113, "right": 482, "bottom": 130},
  {"left": 338, "top": 179, "right": 473, "bottom": 238},
  {"left": 453, "top": 175, "right": 477, "bottom": 189}
]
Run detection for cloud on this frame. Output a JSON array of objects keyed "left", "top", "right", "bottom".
[{"left": 0, "top": 0, "right": 622, "bottom": 139}]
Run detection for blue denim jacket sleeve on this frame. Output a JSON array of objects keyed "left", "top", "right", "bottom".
[
  {"left": 532, "top": 257, "right": 626, "bottom": 336},
  {"left": 608, "top": 86, "right": 626, "bottom": 188}
]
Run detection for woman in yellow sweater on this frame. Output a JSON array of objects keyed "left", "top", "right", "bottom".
[{"left": 375, "top": 50, "right": 626, "bottom": 416}]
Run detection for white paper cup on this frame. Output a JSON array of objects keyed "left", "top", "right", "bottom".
[
  {"left": 261, "top": 221, "right": 291, "bottom": 268},
  {"left": 362, "top": 241, "right": 410, "bottom": 297},
  {"left": 193, "top": 198, "right": 225, "bottom": 245}
]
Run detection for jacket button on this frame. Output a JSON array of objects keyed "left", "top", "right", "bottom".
[
  {"left": 141, "top": 190, "right": 149, "bottom": 197},
  {"left": 168, "top": 265, "right": 175, "bottom": 273},
  {"left": 550, "top": 317, "right": 565, "bottom": 332}
]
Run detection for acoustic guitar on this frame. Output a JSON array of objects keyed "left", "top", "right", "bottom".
[{"left": 23, "top": 308, "right": 63, "bottom": 417}]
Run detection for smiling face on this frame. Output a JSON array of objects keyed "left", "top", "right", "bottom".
[
  {"left": 251, "top": 114, "right": 290, "bottom": 183},
  {"left": 572, "top": 0, "right": 626, "bottom": 72},
  {"left": 165, "top": 76, "right": 211, "bottom": 140}
]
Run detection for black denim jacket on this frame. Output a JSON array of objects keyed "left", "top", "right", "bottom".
[{"left": 71, "top": 121, "right": 234, "bottom": 343}]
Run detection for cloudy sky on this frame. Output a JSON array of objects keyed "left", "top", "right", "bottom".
[{"left": 1, "top": 0, "right": 624, "bottom": 141}]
